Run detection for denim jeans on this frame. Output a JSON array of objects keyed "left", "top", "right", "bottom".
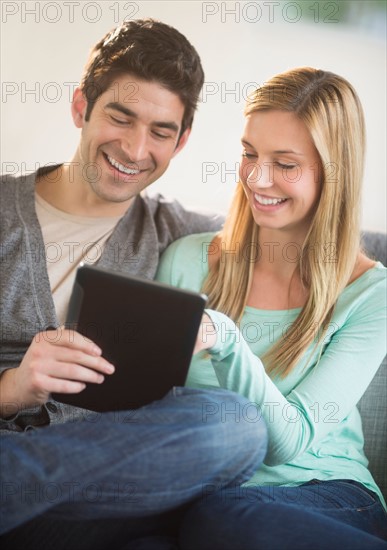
[
  {"left": 0, "top": 387, "right": 267, "bottom": 546},
  {"left": 179, "top": 479, "right": 387, "bottom": 549}
]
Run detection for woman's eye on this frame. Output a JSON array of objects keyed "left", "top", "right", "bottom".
[
  {"left": 277, "top": 162, "right": 297, "bottom": 169},
  {"left": 242, "top": 151, "right": 257, "bottom": 159}
]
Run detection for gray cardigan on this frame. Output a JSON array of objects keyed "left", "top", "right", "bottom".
[{"left": 0, "top": 168, "right": 223, "bottom": 430}]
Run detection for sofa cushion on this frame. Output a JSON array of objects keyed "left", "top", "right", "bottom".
[{"left": 358, "top": 232, "right": 387, "bottom": 502}]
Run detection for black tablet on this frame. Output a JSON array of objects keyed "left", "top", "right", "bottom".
[{"left": 52, "top": 264, "right": 207, "bottom": 412}]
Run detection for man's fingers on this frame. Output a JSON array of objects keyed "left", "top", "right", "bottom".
[
  {"left": 40, "top": 328, "right": 103, "bottom": 356},
  {"left": 54, "top": 349, "right": 115, "bottom": 376},
  {"left": 49, "top": 362, "right": 106, "bottom": 385},
  {"left": 46, "top": 377, "right": 87, "bottom": 395}
]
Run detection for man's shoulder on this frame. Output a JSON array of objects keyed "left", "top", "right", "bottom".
[
  {"left": 0, "top": 172, "right": 37, "bottom": 222},
  {"left": 1, "top": 171, "right": 36, "bottom": 187},
  {"left": 140, "top": 192, "right": 187, "bottom": 215},
  {"left": 1, "top": 173, "right": 19, "bottom": 185},
  {"left": 140, "top": 191, "right": 224, "bottom": 232}
]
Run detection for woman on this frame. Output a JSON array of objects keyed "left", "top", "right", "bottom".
[{"left": 156, "top": 67, "right": 387, "bottom": 548}]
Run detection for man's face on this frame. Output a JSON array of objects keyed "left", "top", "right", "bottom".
[{"left": 71, "top": 74, "right": 190, "bottom": 206}]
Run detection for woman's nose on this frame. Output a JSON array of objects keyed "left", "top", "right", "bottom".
[{"left": 247, "top": 163, "right": 274, "bottom": 188}]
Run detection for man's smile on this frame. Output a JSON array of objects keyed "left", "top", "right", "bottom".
[{"left": 104, "top": 153, "right": 141, "bottom": 175}]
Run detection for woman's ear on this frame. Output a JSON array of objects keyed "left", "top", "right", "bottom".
[{"left": 71, "top": 88, "right": 87, "bottom": 128}]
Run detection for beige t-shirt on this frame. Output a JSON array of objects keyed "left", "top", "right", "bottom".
[{"left": 35, "top": 193, "right": 122, "bottom": 325}]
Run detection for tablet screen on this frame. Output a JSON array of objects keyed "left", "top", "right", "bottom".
[{"left": 53, "top": 265, "right": 206, "bottom": 412}]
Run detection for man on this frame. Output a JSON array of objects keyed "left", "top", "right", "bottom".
[{"left": 0, "top": 19, "right": 266, "bottom": 547}]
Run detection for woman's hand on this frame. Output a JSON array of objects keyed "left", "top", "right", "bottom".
[{"left": 193, "top": 313, "right": 218, "bottom": 355}]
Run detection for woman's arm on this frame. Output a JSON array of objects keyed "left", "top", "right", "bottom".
[
  {"left": 157, "top": 234, "right": 386, "bottom": 466},
  {"left": 201, "top": 285, "right": 386, "bottom": 466}
]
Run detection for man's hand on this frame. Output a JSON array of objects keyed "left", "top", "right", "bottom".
[
  {"left": 0, "top": 328, "right": 114, "bottom": 417},
  {"left": 193, "top": 313, "right": 217, "bottom": 355}
]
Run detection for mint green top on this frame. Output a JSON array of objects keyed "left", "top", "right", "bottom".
[{"left": 156, "top": 232, "right": 387, "bottom": 507}]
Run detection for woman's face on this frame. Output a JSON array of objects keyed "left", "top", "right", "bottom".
[{"left": 240, "top": 109, "right": 322, "bottom": 237}]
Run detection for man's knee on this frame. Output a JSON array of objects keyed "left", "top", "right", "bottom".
[{"left": 199, "top": 389, "right": 267, "bottom": 459}]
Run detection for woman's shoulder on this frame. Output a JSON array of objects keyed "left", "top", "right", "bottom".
[
  {"left": 339, "top": 254, "right": 386, "bottom": 312},
  {"left": 345, "top": 253, "right": 386, "bottom": 294},
  {"left": 156, "top": 232, "right": 218, "bottom": 290},
  {"left": 164, "top": 231, "right": 218, "bottom": 262},
  {"left": 347, "top": 253, "right": 379, "bottom": 285}
]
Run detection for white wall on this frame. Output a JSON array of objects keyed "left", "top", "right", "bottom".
[{"left": 1, "top": 0, "right": 386, "bottom": 231}]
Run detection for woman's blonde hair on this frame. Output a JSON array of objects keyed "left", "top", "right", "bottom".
[{"left": 202, "top": 67, "right": 365, "bottom": 377}]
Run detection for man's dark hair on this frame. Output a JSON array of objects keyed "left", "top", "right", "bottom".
[{"left": 80, "top": 18, "right": 204, "bottom": 134}]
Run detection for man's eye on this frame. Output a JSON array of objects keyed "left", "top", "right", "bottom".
[
  {"left": 153, "top": 131, "right": 169, "bottom": 140},
  {"left": 111, "top": 116, "right": 128, "bottom": 125}
]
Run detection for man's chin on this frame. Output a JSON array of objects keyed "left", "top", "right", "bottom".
[{"left": 87, "top": 180, "right": 137, "bottom": 205}]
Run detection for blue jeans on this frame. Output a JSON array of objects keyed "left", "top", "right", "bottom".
[
  {"left": 0, "top": 388, "right": 267, "bottom": 544},
  {"left": 179, "top": 480, "right": 387, "bottom": 549}
]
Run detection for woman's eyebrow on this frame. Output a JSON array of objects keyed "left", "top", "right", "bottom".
[
  {"left": 273, "top": 149, "right": 305, "bottom": 156},
  {"left": 241, "top": 138, "right": 305, "bottom": 157},
  {"left": 241, "top": 139, "right": 255, "bottom": 147}
]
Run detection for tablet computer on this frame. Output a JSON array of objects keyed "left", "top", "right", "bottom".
[{"left": 53, "top": 264, "right": 207, "bottom": 412}]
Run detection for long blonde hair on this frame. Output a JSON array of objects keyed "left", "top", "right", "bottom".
[{"left": 202, "top": 67, "right": 365, "bottom": 377}]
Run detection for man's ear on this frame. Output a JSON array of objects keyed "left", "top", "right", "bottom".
[
  {"left": 71, "top": 88, "right": 87, "bottom": 128},
  {"left": 172, "top": 128, "right": 191, "bottom": 158}
]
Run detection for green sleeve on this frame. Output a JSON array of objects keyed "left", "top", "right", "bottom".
[
  {"left": 204, "top": 270, "right": 386, "bottom": 466},
  {"left": 157, "top": 235, "right": 387, "bottom": 469}
]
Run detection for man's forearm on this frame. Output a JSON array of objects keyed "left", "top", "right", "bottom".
[{"left": 0, "top": 368, "right": 23, "bottom": 418}]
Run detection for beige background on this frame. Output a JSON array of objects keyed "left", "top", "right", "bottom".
[{"left": 1, "top": 1, "right": 386, "bottom": 231}]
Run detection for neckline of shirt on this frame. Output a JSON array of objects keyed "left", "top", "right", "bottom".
[{"left": 35, "top": 192, "right": 123, "bottom": 225}]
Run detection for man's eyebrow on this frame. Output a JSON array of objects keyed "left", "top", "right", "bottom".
[{"left": 105, "top": 102, "right": 180, "bottom": 133}]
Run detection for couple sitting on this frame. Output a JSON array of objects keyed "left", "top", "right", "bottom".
[{"left": 1, "top": 18, "right": 386, "bottom": 550}]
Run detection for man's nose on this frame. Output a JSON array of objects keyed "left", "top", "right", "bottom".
[{"left": 122, "top": 128, "right": 148, "bottom": 163}]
